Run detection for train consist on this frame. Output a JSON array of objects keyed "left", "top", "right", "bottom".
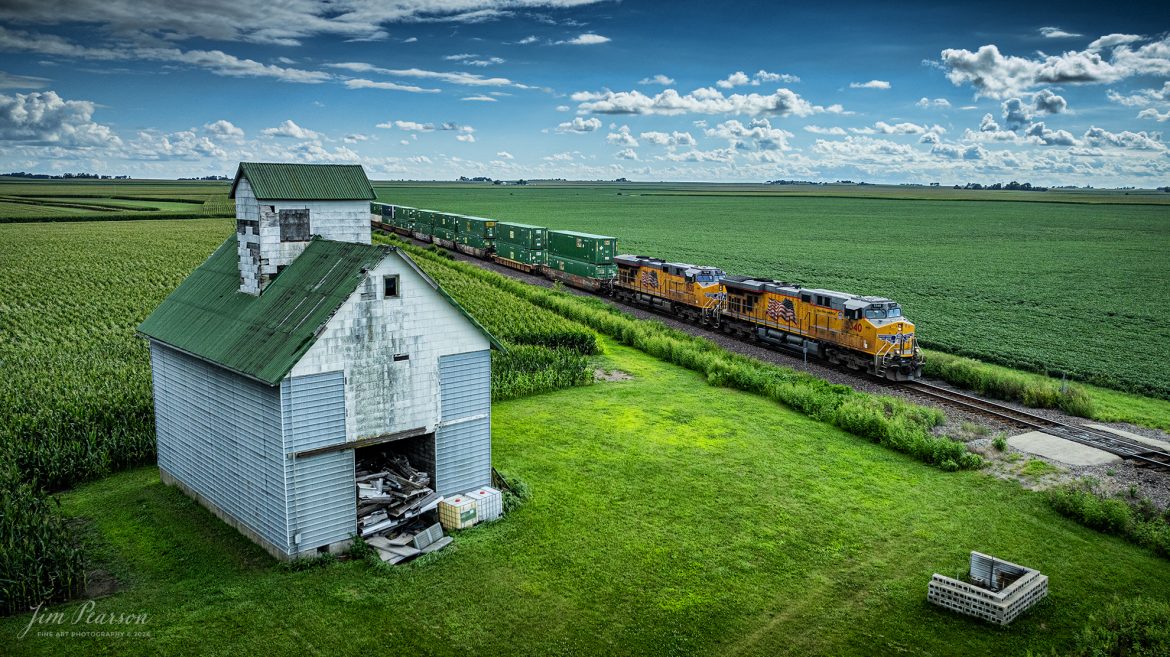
[{"left": 371, "top": 202, "right": 923, "bottom": 381}]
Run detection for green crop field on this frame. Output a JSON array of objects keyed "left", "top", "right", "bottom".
[
  {"left": 374, "top": 182, "right": 1170, "bottom": 399},
  {"left": 0, "top": 178, "right": 233, "bottom": 221}
]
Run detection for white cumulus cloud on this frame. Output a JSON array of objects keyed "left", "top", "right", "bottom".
[
  {"left": 261, "top": 119, "right": 320, "bottom": 139},
  {"left": 639, "top": 74, "right": 675, "bottom": 86},
  {"left": 938, "top": 35, "right": 1170, "bottom": 99},
  {"left": 204, "top": 119, "right": 243, "bottom": 139},
  {"left": 557, "top": 116, "right": 602, "bottom": 133},
  {"left": 850, "top": 80, "right": 891, "bottom": 89},
  {"left": 0, "top": 89, "right": 120, "bottom": 146},
  {"left": 558, "top": 33, "right": 610, "bottom": 45},
  {"left": 571, "top": 86, "right": 836, "bottom": 117}
]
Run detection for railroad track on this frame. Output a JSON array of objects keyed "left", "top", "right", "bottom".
[
  {"left": 377, "top": 227, "right": 1170, "bottom": 474},
  {"left": 901, "top": 381, "right": 1170, "bottom": 472}
]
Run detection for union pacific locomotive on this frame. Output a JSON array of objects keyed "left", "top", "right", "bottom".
[
  {"left": 613, "top": 255, "right": 922, "bottom": 380},
  {"left": 371, "top": 202, "right": 923, "bottom": 381}
]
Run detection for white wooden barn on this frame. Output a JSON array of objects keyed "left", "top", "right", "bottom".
[{"left": 138, "top": 163, "right": 499, "bottom": 560}]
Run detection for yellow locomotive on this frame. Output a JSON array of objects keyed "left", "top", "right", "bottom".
[
  {"left": 614, "top": 254, "right": 923, "bottom": 380},
  {"left": 614, "top": 255, "right": 726, "bottom": 323}
]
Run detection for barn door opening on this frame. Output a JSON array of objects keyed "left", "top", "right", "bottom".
[{"left": 354, "top": 433, "right": 441, "bottom": 539}]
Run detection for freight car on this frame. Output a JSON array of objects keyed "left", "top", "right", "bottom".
[{"left": 369, "top": 203, "right": 922, "bottom": 380}]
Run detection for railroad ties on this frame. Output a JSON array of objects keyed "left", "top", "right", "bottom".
[{"left": 900, "top": 381, "right": 1170, "bottom": 472}]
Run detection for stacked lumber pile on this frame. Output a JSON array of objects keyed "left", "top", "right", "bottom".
[{"left": 356, "top": 454, "right": 451, "bottom": 564}]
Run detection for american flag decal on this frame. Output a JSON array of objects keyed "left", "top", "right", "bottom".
[
  {"left": 640, "top": 270, "right": 659, "bottom": 288},
  {"left": 766, "top": 298, "right": 797, "bottom": 322}
]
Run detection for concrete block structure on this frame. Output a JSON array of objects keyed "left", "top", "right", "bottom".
[
  {"left": 928, "top": 552, "right": 1048, "bottom": 625},
  {"left": 139, "top": 162, "right": 501, "bottom": 560}
]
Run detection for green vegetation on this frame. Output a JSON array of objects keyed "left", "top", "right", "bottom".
[
  {"left": 1046, "top": 480, "right": 1170, "bottom": 558},
  {"left": 390, "top": 237, "right": 979, "bottom": 471},
  {"left": 374, "top": 182, "right": 1170, "bottom": 400},
  {"left": 0, "top": 220, "right": 232, "bottom": 492},
  {"left": 0, "top": 179, "right": 233, "bottom": 222},
  {"left": 927, "top": 350, "right": 1170, "bottom": 432},
  {"left": 924, "top": 350, "right": 1096, "bottom": 417},
  {"left": 4, "top": 342, "right": 1170, "bottom": 656},
  {"left": 1070, "top": 597, "right": 1170, "bottom": 657},
  {"left": 0, "top": 219, "right": 595, "bottom": 612},
  {"left": 376, "top": 234, "right": 598, "bottom": 399},
  {"left": 0, "top": 219, "right": 230, "bottom": 614},
  {"left": 1019, "top": 459, "right": 1061, "bottom": 478},
  {"left": 0, "top": 462, "right": 86, "bottom": 616}
]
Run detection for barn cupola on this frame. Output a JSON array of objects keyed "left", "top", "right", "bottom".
[{"left": 229, "top": 162, "right": 377, "bottom": 295}]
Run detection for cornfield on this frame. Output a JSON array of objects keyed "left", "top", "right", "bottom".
[
  {"left": 373, "top": 234, "right": 598, "bottom": 398},
  {"left": 0, "top": 219, "right": 231, "bottom": 614}
]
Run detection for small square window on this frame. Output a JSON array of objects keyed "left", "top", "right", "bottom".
[{"left": 383, "top": 275, "right": 399, "bottom": 298}]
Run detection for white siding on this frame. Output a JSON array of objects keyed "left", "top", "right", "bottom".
[
  {"left": 289, "top": 252, "right": 490, "bottom": 441},
  {"left": 281, "top": 372, "right": 355, "bottom": 554},
  {"left": 435, "top": 351, "right": 492, "bottom": 495},
  {"left": 151, "top": 341, "right": 289, "bottom": 554}
]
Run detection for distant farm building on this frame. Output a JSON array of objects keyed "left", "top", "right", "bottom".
[{"left": 138, "top": 162, "right": 498, "bottom": 559}]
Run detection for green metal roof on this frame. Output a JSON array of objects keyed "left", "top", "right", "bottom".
[
  {"left": 229, "top": 162, "right": 376, "bottom": 201},
  {"left": 139, "top": 235, "right": 501, "bottom": 385}
]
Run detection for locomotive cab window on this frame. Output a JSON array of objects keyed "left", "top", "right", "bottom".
[
  {"left": 865, "top": 306, "right": 888, "bottom": 319},
  {"left": 888, "top": 305, "right": 902, "bottom": 318}
]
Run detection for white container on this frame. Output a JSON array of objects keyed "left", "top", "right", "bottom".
[
  {"left": 466, "top": 487, "right": 502, "bottom": 522},
  {"left": 439, "top": 495, "right": 478, "bottom": 530}
]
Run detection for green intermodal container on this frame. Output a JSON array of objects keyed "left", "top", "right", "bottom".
[
  {"left": 435, "top": 213, "right": 459, "bottom": 231},
  {"left": 456, "top": 215, "right": 497, "bottom": 240},
  {"left": 495, "top": 243, "right": 546, "bottom": 266},
  {"left": 547, "top": 230, "right": 616, "bottom": 264},
  {"left": 393, "top": 206, "right": 409, "bottom": 228},
  {"left": 546, "top": 254, "right": 617, "bottom": 279},
  {"left": 456, "top": 233, "right": 494, "bottom": 250},
  {"left": 496, "top": 222, "right": 547, "bottom": 250},
  {"left": 433, "top": 227, "right": 457, "bottom": 241},
  {"left": 398, "top": 207, "right": 415, "bottom": 231},
  {"left": 407, "top": 210, "right": 432, "bottom": 237}
]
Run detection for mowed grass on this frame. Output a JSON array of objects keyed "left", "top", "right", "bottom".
[
  {"left": 374, "top": 183, "right": 1170, "bottom": 399},
  {"left": 4, "top": 339, "right": 1169, "bottom": 657}
]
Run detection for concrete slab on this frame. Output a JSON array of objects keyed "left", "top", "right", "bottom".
[
  {"left": 1085, "top": 424, "right": 1170, "bottom": 451},
  {"left": 1008, "top": 431, "right": 1121, "bottom": 466}
]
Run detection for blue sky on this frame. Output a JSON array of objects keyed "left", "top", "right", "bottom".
[{"left": 1, "top": 0, "right": 1167, "bottom": 184}]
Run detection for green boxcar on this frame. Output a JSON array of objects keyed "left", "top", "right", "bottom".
[
  {"left": 497, "top": 222, "right": 547, "bottom": 250},
  {"left": 495, "top": 243, "right": 545, "bottom": 266},
  {"left": 546, "top": 254, "right": 617, "bottom": 279},
  {"left": 547, "top": 230, "right": 616, "bottom": 264}
]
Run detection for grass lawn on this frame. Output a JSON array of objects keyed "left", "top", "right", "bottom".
[{"left": 4, "top": 338, "right": 1168, "bottom": 657}]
